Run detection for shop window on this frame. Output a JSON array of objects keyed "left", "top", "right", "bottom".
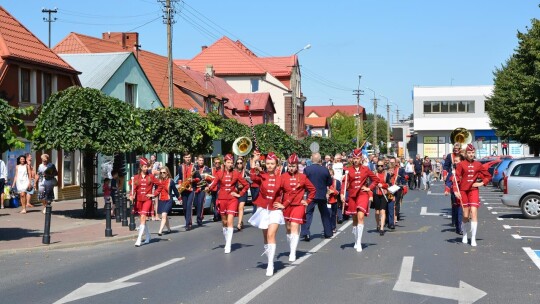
[{"left": 63, "top": 151, "right": 74, "bottom": 186}]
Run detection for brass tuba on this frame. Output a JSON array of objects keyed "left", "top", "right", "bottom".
[
  {"left": 450, "top": 128, "right": 472, "bottom": 145},
  {"left": 233, "top": 137, "right": 253, "bottom": 156}
]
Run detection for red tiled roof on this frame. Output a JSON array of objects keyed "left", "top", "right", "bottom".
[
  {"left": 180, "top": 67, "right": 237, "bottom": 98},
  {"left": 225, "top": 92, "right": 274, "bottom": 113},
  {"left": 53, "top": 32, "right": 210, "bottom": 112},
  {"left": 305, "top": 105, "right": 365, "bottom": 118},
  {"left": 257, "top": 56, "right": 296, "bottom": 77},
  {"left": 305, "top": 117, "right": 328, "bottom": 128},
  {"left": 173, "top": 59, "right": 189, "bottom": 67},
  {"left": 0, "top": 6, "right": 77, "bottom": 73}
]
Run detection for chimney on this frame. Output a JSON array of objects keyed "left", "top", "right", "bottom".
[
  {"left": 201, "top": 45, "right": 208, "bottom": 51},
  {"left": 102, "top": 32, "right": 139, "bottom": 49},
  {"left": 205, "top": 65, "right": 214, "bottom": 77}
]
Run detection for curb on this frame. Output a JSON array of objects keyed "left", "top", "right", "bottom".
[{"left": 0, "top": 232, "right": 136, "bottom": 255}]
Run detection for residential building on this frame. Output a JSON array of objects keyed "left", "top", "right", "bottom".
[
  {"left": 176, "top": 36, "right": 305, "bottom": 138},
  {"left": 413, "top": 85, "right": 529, "bottom": 159},
  {"left": 304, "top": 105, "right": 366, "bottom": 138},
  {"left": 0, "top": 6, "right": 81, "bottom": 200}
]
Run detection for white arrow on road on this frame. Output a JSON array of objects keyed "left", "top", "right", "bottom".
[
  {"left": 420, "top": 206, "right": 451, "bottom": 218},
  {"left": 393, "top": 256, "right": 486, "bottom": 304},
  {"left": 54, "top": 257, "right": 185, "bottom": 304}
]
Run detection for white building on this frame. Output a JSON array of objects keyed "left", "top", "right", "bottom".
[{"left": 413, "top": 85, "right": 528, "bottom": 159}]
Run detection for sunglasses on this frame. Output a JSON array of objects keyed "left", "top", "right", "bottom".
[
  {"left": 160, "top": 172, "right": 167, "bottom": 174},
  {"left": 377, "top": 165, "right": 385, "bottom": 167},
  {"left": 236, "top": 162, "right": 243, "bottom": 164}
]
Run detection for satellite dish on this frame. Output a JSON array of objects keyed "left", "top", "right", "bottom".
[{"left": 309, "top": 142, "right": 320, "bottom": 153}]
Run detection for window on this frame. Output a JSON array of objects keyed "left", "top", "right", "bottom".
[
  {"left": 511, "top": 163, "right": 540, "bottom": 177},
  {"left": 125, "top": 83, "right": 137, "bottom": 106},
  {"left": 422, "top": 100, "right": 475, "bottom": 114},
  {"left": 63, "top": 151, "right": 74, "bottom": 186},
  {"left": 20, "top": 68, "right": 30, "bottom": 102},
  {"left": 43, "top": 73, "right": 52, "bottom": 102},
  {"left": 250, "top": 78, "right": 259, "bottom": 92}
]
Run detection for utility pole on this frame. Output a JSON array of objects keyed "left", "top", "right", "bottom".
[
  {"left": 160, "top": 0, "right": 177, "bottom": 108},
  {"left": 42, "top": 8, "right": 57, "bottom": 48},
  {"left": 353, "top": 76, "right": 364, "bottom": 148},
  {"left": 380, "top": 95, "right": 391, "bottom": 154}
]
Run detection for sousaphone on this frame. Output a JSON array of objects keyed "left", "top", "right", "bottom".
[{"left": 450, "top": 127, "right": 472, "bottom": 145}]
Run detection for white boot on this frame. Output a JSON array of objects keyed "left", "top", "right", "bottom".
[
  {"left": 462, "top": 222, "right": 469, "bottom": 244},
  {"left": 144, "top": 225, "right": 151, "bottom": 244},
  {"left": 135, "top": 225, "right": 145, "bottom": 247},
  {"left": 224, "top": 227, "right": 233, "bottom": 253},
  {"left": 470, "top": 222, "right": 478, "bottom": 247},
  {"left": 222, "top": 227, "right": 227, "bottom": 243},
  {"left": 352, "top": 226, "right": 358, "bottom": 249},
  {"left": 286, "top": 234, "right": 291, "bottom": 245},
  {"left": 356, "top": 224, "right": 364, "bottom": 252},
  {"left": 266, "top": 244, "right": 276, "bottom": 276},
  {"left": 289, "top": 234, "right": 299, "bottom": 262}
]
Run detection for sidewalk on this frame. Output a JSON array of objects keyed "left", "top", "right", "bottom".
[{"left": 0, "top": 199, "right": 137, "bottom": 254}]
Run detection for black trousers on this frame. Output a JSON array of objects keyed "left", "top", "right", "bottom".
[{"left": 301, "top": 199, "right": 333, "bottom": 238}]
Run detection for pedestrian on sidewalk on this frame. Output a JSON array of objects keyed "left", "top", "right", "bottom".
[
  {"left": 0, "top": 157, "right": 7, "bottom": 209},
  {"left": 102, "top": 178, "right": 111, "bottom": 215},
  {"left": 24, "top": 153, "right": 36, "bottom": 208},
  {"left": 12, "top": 155, "right": 30, "bottom": 214},
  {"left": 154, "top": 166, "right": 179, "bottom": 236},
  {"left": 130, "top": 157, "right": 156, "bottom": 247}
]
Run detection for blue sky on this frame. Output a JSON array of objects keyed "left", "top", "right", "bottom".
[{"left": 1, "top": 0, "right": 537, "bottom": 120}]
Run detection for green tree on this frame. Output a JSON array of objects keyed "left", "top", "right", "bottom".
[
  {"left": 329, "top": 115, "right": 356, "bottom": 143},
  {"left": 486, "top": 18, "right": 540, "bottom": 156},
  {"left": 362, "top": 114, "right": 390, "bottom": 154},
  {"left": 33, "top": 87, "right": 139, "bottom": 217},
  {"left": 207, "top": 112, "right": 250, "bottom": 154},
  {"left": 254, "top": 123, "right": 298, "bottom": 158},
  {"left": 0, "top": 99, "right": 33, "bottom": 153},
  {"left": 297, "top": 136, "right": 355, "bottom": 158}
]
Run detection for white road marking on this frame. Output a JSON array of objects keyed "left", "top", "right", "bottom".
[
  {"left": 516, "top": 235, "right": 540, "bottom": 239},
  {"left": 503, "top": 225, "right": 540, "bottom": 229},
  {"left": 420, "top": 207, "right": 451, "bottom": 218},
  {"left": 512, "top": 234, "right": 522, "bottom": 239},
  {"left": 54, "top": 257, "right": 185, "bottom": 304},
  {"left": 491, "top": 212, "right": 498, "bottom": 214},
  {"left": 523, "top": 247, "right": 540, "bottom": 270},
  {"left": 393, "top": 256, "right": 486, "bottom": 304},
  {"left": 234, "top": 220, "right": 353, "bottom": 304},
  {"left": 497, "top": 217, "right": 524, "bottom": 221}
]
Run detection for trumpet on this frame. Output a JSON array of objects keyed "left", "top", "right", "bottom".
[{"left": 233, "top": 137, "right": 253, "bottom": 156}]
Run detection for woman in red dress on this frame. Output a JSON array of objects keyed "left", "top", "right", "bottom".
[
  {"left": 208, "top": 154, "right": 248, "bottom": 254},
  {"left": 248, "top": 152, "right": 285, "bottom": 276},
  {"left": 129, "top": 157, "right": 157, "bottom": 247}
]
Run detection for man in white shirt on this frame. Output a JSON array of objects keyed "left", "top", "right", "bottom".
[
  {"left": 405, "top": 158, "right": 415, "bottom": 190},
  {"left": 0, "top": 158, "right": 7, "bottom": 209},
  {"left": 332, "top": 154, "right": 345, "bottom": 223}
]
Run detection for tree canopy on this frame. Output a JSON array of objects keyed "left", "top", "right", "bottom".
[
  {"left": 254, "top": 123, "right": 298, "bottom": 158},
  {"left": 0, "top": 98, "right": 33, "bottom": 153},
  {"left": 33, "top": 87, "right": 138, "bottom": 154},
  {"left": 486, "top": 18, "right": 540, "bottom": 156},
  {"left": 207, "top": 112, "right": 250, "bottom": 154}
]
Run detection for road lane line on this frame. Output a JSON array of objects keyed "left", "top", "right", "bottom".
[
  {"left": 523, "top": 247, "right": 540, "bottom": 270},
  {"left": 512, "top": 234, "right": 522, "bottom": 239},
  {"left": 113, "top": 257, "right": 186, "bottom": 282},
  {"left": 234, "top": 220, "right": 353, "bottom": 304},
  {"left": 515, "top": 235, "right": 540, "bottom": 239},
  {"left": 503, "top": 225, "right": 511, "bottom": 229},
  {"left": 503, "top": 225, "right": 540, "bottom": 229}
]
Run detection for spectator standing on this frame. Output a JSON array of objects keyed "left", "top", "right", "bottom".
[
  {"left": 413, "top": 154, "right": 423, "bottom": 190},
  {"left": 0, "top": 158, "right": 6, "bottom": 209},
  {"left": 422, "top": 156, "right": 432, "bottom": 190},
  {"left": 501, "top": 141, "right": 508, "bottom": 155},
  {"left": 301, "top": 152, "right": 333, "bottom": 241},
  {"left": 103, "top": 178, "right": 112, "bottom": 215},
  {"left": 332, "top": 154, "right": 345, "bottom": 223},
  {"left": 405, "top": 158, "right": 415, "bottom": 189},
  {"left": 12, "top": 155, "right": 30, "bottom": 214},
  {"left": 24, "top": 153, "right": 36, "bottom": 208}
]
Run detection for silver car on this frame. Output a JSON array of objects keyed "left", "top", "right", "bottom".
[{"left": 501, "top": 158, "right": 540, "bottom": 219}]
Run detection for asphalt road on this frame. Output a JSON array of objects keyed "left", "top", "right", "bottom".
[{"left": 1, "top": 180, "right": 539, "bottom": 304}]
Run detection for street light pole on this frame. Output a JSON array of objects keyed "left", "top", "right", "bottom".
[
  {"left": 366, "top": 87, "right": 377, "bottom": 154},
  {"left": 380, "top": 95, "right": 391, "bottom": 154},
  {"left": 353, "top": 75, "right": 363, "bottom": 148},
  {"left": 292, "top": 44, "right": 311, "bottom": 139}
]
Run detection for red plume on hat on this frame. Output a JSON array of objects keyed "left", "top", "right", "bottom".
[
  {"left": 224, "top": 154, "right": 234, "bottom": 161},
  {"left": 139, "top": 157, "right": 149, "bottom": 166},
  {"left": 352, "top": 148, "right": 362, "bottom": 158},
  {"left": 287, "top": 153, "right": 299, "bottom": 164},
  {"left": 266, "top": 152, "right": 278, "bottom": 161},
  {"left": 466, "top": 143, "right": 475, "bottom": 152}
]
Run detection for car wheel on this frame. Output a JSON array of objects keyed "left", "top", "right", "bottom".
[{"left": 520, "top": 194, "right": 540, "bottom": 219}]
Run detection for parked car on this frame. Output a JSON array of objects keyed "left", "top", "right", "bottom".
[
  {"left": 492, "top": 158, "right": 516, "bottom": 190},
  {"left": 501, "top": 158, "right": 540, "bottom": 219}
]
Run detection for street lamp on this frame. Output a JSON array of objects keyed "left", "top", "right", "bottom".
[
  {"left": 365, "top": 87, "right": 378, "bottom": 154},
  {"left": 294, "top": 43, "right": 311, "bottom": 55}
]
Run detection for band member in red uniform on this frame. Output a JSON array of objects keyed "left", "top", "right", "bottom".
[
  {"left": 443, "top": 143, "right": 462, "bottom": 177},
  {"left": 153, "top": 166, "right": 180, "bottom": 236},
  {"left": 340, "top": 148, "right": 379, "bottom": 252},
  {"left": 208, "top": 154, "right": 248, "bottom": 254},
  {"left": 248, "top": 152, "right": 284, "bottom": 276},
  {"left": 177, "top": 152, "right": 195, "bottom": 231},
  {"left": 277, "top": 153, "right": 315, "bottom": 262},
  {"left": 455, "top": 144, "right": 491, "bottom": 247},
  {"left": 130, "top": 157, "right": 157, "bottom": 247},
  {"left": 211, "top": 158, "right": 223, "bottom": 222},
  {"left": 193, "top": 155, "right": 212, "bottom": 227},
  {"left": 373, "top": 160, "right": 390, "bottom": 235}
]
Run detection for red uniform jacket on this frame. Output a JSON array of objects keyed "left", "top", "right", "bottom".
[
  {"left": 250, "top": 169, "right": 283, "bottom": 210},
  {"left": 276, "top": 172, "right": 316, "bottom": 208},
  {"left": 341, "top": 165, "right": 379, "bottom": 197},
  {"left": 375, "top": 171, "right": 389, "bottom": 195},
  {"left": 209, "top": 169, "right": 248, "bottom": 200},
  {"left": 155, "top": 178, "right": 180, "bottom": 201},
  {"left": 328, "top": 179, "right": 339, "bottom": 204},
  {"left": 178, "top": 163, "right": 195, "bottom": 191},
  {"left": 455, "top": 159, "right": 491, "bottom": 191},
  {"left": 132, "top": 174, "right": 156, "bottom": 202}
]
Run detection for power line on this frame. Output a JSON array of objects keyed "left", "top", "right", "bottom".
[{"left": 57, "top": 8, "right": 161, "bottom": 19}]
